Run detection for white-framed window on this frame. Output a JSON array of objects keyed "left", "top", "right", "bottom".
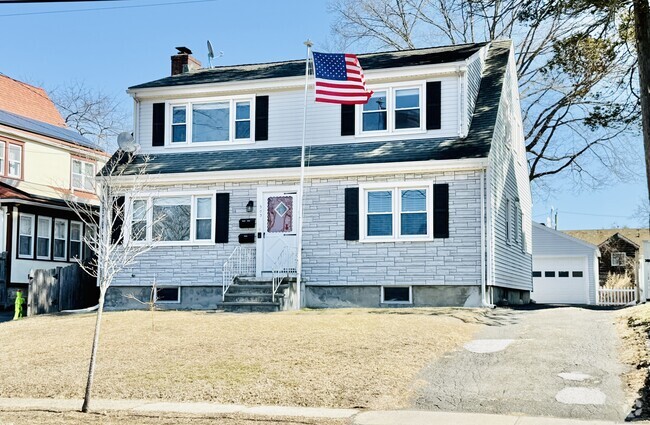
[
  {"left": 130, "top": 199, "right": 148, "bottom": 242},
  {"left": 128, "top": 193, "right": 215, "bottom": 245},
  {"left": 36, "top": 216, "right": 52, "bottom": 260},
  {"left": 360, "top": 183, "right": 433, "bottom": 242},
  {"left": 611, "top": 251, "right": 627, "bottom": 267},
  {"left": 381, "top": 286, "right": 412, "bottom": 304},
  {"left": 194, "top": 197, "right": 213, "bottom": 240},
  {"left": 358, "top": 83, "right": 425, "bottom": 135},
  {"left": 18, "top": 213, "right": 34, "bottom": 258},
  {"left": 53, "top": 218, "right": 68, "bottom": 260},
  {"left": 156, "top": 286, "right": 180, "bottom": 303},
  {"left": 71, "top": 159, "right": 95, "bottom": 192},
  {"left": 8, "top": 144, "right": 22, "bottom": 178},
  {"left": 0, "top": 141, "right": 5, "bottom": 174},
  {"left": 168, "top": 97, "right": 254, "bottom": 145},
  {"left": 69, "top": 221, "right": 83, "bottom": 260}
]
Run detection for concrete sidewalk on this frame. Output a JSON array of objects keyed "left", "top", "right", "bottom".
[{"left": 0, "top": 397, "right": 628, "bottom": 424}]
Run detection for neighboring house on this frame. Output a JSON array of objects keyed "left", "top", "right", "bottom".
[
  {"left": 0, "top": 75, "right": 109, "bottom": 307},
  {"left": 565, "top": 228, "right": 649, "bottom": 289},
  {"left": 531, "top": 223, "right": 600, "bottom": 305},
  {"left": 105, "top": 40, "right": 532, "bottom": 311}
]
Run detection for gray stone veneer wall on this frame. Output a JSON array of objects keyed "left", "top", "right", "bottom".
[{"left": 109, "top": 170, "right": 484, "bottom": 308}]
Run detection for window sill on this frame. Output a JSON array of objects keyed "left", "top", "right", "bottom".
[
  {"left": 36, "top": 256, "right": 51, "bottom": 261},
  {"left": 359, "top": 236, "right": 433, "bottom": 243},
  {"left": 17, "top": 254, "right": 33, "bottom": 260},
  {"left": 166, "top": 140, "right": 255, "bottom": 148},
  {"left": 356, "top": 128, "right": 427, "bottom": 138},
  {"left": 132, "top": 240, "right": 216, "bottom": 247},
  {"left": 381, "top": 301, "right": 413, "bottom": 305}
]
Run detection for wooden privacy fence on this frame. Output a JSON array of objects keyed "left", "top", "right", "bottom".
[
  {"left": 597, "top": 288, "right": 637, "bottom": 306},
  {"left": 28, "top": 263, "right": 98, "bottom": 315}
]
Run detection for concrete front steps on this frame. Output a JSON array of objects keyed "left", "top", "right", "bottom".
[{"left": 221, "top": 276, "right": 286, "bottom": 312}]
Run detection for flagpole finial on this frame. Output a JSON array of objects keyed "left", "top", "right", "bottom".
[{"left": 304, "top": 39, "right": 314, "bottom": 48}]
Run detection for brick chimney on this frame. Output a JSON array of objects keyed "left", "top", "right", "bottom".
[{"left": 171, "top": 46, "right": 202, "bottom": 76}]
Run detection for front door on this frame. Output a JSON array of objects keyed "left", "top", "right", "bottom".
[{"left": 257, "top": 189, "right": 298, "bottom": 276}]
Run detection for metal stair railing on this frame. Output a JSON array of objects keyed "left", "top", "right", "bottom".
[{"left": 222, "top": 246, "right": 256, "bottom": 298}]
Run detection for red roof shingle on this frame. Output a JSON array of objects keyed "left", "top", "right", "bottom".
[{"left": 0, "top": 75, "right": 66, "bottom": 127}]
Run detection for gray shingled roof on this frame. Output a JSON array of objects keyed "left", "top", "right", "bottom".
[
  {"left": 111, "top": 40, "right": 511, "bottom": 176},
  {"left": 129, "top": 43, "right": 487, "bottom": 90},
  {"left": 0, "top": 109, "right": 103, "bottom": 152}
]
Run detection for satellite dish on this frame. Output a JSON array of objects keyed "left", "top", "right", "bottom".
[
  {"left": 207, "top": 40, "right": 214, "bottom": 68},
  {"left": 117, "top": 132, "right": 138, "bottom": 152}
]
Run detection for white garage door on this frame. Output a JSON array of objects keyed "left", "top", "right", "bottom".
[{"left": 532, "top": 256, "right": 588, "bottom": 304}]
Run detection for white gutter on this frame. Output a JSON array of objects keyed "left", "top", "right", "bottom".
[{"left": 481, "top": 168, "right": 495, "bottom": 308}]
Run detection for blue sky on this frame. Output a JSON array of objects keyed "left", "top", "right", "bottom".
[{"left": 0, "top": 0, "right": 646, "bottom": 230}]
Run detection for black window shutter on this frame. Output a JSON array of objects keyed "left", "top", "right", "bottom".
[
  {"left": 255, "top": 95, "right": 269, "bottom": 141},
  {"left": 433, "top": 184, "right": 449, "bottom": 238},
  {"left": 344, "top": 187, "right": 359, "bottom": 241},
  {"left": 152, "top": 103, "right": 165, "bottom": 147},
  {"left": 341, "top": 104, "right": 355, "bottom": 136},
  {"left": 215, "top": 193, "right": 230, "bottom": 243},
  {"left": 426, "top": 81, "right": 442, "bottom": 130},
  {"left": 111, "top": 196, "right": 125, "bottom": 245}
]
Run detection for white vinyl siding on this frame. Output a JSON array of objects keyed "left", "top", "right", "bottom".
[{"left": 137, "top": 75, "right": 460, "bottom": 152}]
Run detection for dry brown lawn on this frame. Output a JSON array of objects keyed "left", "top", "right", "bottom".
[
  {"left": 0, "top": 409, "right": 348, "bottom": 425},
  {"left": 0, "top": 308, "right": 481, "bottom": 409}
]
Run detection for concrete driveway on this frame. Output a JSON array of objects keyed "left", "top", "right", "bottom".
[{"left": 413, "top": 306, "right": 629, "bottom": 421}]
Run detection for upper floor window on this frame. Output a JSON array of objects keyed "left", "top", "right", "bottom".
[
  {"left": 611, "top": 252, "right": 627, "bottom": 267},
  {"left": 169, "top": 98, "right": 253, "bottom": 145},
  {"left": 359, "top": 84, "right": 424, "bottom": 135},
  {"left": 72, "top": 159, "right": 95, "bottom": 192}
]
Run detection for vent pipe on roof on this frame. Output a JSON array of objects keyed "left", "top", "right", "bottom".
[{"left": 171, "top": 46, "right": 202, "bottom": 76}]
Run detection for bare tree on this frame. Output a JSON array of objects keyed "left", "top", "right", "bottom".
[
  {"left": 63, "top": 150, "right": 157, "bottom": 412},
  {"left": 50, "top": 81, "right": 130, "bottom": 152},
  {"left": 329, "top": 0, "right": 641, "bottom": 189}
]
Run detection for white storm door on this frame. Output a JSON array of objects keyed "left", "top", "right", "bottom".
[{"left": 258, "top": 190, "right": 298, "bottom": 275}]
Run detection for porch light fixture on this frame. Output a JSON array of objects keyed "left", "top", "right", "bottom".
[{"left": 246, "top": 200, "right": 254, "bottom": 213}]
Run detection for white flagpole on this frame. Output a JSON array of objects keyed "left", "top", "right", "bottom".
[{"left": 295, "top": 39, "right": 312, "bottom": 310}]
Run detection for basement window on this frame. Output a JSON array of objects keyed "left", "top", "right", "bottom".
[
  {"left": 156, "top": 287, "right": 180, "bottom": 303},
  {"left": 382, "top": 286, "right": 412, "bottom": 304}
]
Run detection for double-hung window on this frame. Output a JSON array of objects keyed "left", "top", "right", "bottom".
[
  {"left": 360, "top": 85, "right": 423, "bottom": 135},
  {"left": 8, "top": 144, "right": 21, "bottom": 178},
  {"left": 130, "top": 199, "right": 148, "bottom": 241},
  {"left": 18, "top": 214, "right": 34, "bottom": 258},
  {"left": 362, "top": 183, "right": 432, "bottom": 241},
  {"left": 195, "top": 197, "right": 213, "bottom": 240},
  {"left": 72, "top": 159, "right": 95, "bottom": 192},
  {"left": 36, "top": 217, "right": 52, "bottom": 260},
  {"left": 169, "top": 98, "right": 253, "bottom": 145},
  {"left": 69, "top": 221, "right": 83, "bottom": 259},
  {"left": 130, "top": 194, "right": 214, "bottom": 244},
  {"left": 0, "top": 141, "right": 5, "bottom": 173},
  {"left": 53, "top": 219, "right": 68, "bottom": 260},
  {"left": 83, "top": 224, "right": 97, "bottom": 260}
]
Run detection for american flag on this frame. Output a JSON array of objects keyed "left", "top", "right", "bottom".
[{"left": 312, "top": 52, "right": 373, "bottom": 105}]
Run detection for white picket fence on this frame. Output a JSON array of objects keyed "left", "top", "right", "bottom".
[{"left": 597, "top": 288, "right": 637, "bottom": 306}]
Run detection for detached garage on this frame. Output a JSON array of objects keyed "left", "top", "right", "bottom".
[{"left": 532, "top": 223, "right": 600, "bottom": 305}]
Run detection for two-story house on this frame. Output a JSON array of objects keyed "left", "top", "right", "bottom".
[
  {"left": 105, "top": 40, "right": 532, "bottom": 311},
  {"left": 0, "top": 76, "right": 109, "bottom": 306}
]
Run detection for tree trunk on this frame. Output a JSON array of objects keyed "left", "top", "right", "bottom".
[
  {"left": 633, "top": 0, "right": 650, "bottom": 200},
  {"left": 81, "top": 289, "right": 106, "bottom": 413}
]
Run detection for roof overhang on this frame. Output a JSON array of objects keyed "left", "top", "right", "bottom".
[{"left": 106, "top": 157, "right": 488, "bottom": 187}]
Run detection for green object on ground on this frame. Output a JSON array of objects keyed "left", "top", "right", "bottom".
[{"left": 13, "top": 290, "right": 24, "bottom": 320}]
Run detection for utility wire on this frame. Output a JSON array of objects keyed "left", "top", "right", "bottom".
[{"left": 0, "top": 0, "right": 219, "bottom": 17}]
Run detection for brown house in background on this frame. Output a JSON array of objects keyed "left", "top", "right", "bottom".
[{"left": 565, "top": 228, "right": 649, "bottom": 287}]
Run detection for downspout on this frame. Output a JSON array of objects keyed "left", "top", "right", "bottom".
[{"left": 481, "top": 168, "right": 495, "bottom": 308}]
